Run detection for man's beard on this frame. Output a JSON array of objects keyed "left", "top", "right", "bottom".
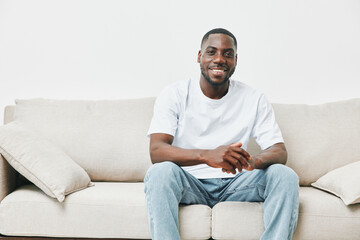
[{"left": 201, "top": 67, "right": 235, "bottom": 87}]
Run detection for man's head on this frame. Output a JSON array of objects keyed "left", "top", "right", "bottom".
[
  {"left": 200, "top": 28, "right": 237, "bottom": 50},
  {"left": 198, "top": 28, "right": 237, "bottom": 87}
]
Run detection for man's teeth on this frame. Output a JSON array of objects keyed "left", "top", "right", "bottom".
[{"left": 212, "top": 69, "right": 224, "bottom": 72}]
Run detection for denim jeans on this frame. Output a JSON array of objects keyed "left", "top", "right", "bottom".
[{"left": 144, "top": 161, "right": 299, "bottom": 240}]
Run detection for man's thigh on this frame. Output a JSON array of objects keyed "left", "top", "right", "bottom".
[
  {"left": 146, "top": 161, "right": 214, "bottom": 206},
  {"left": 218, "top": 164, "right": 298, "bottom": 203},
  {"left": 178, "top": 168, "right": 216, "bottom": 206},
  {"left": 218, "top": 169, "right": 267, "bottom": 202}
]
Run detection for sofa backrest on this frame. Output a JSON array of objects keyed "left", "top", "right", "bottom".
[
  {"left": 4, "top": 98, "right": 360, "bottom": 185},
  {"left": 248, "top": 98, "right": 360, "bottom": 185},
  {"left": 273, "top": 99, "right": 360, "bottom": 185},
  {"left": 7, "top": 98, "right": 155, "bottom": 182}
]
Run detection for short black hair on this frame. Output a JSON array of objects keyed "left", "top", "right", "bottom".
[{"left": 201, "top": 28, "right": 237, "bottom": 49}]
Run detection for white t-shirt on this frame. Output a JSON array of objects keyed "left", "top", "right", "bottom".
[{"left": 148, "top": 77, "right": 284, "bottom": 179}]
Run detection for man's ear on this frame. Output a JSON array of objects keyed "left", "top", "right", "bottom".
[{"left": 197, "top": 50, "right": 201, "bottom": 63}]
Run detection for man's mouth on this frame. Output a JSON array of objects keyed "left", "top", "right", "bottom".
[{"left": 210, "top": 68, "right": 227, "bottom": 76}]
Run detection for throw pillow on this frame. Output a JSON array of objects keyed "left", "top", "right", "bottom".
[
  {"left": 311, "top": 161, "right": 360, "bottom": 205},
  {"left": 0, "top": 122, "right": 93, "bottom": 202}
]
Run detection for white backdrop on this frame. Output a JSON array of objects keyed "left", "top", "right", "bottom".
[{"left": 1, "top": 0, "right": 360, "bottom": 123}]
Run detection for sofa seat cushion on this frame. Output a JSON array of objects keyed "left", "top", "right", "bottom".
[
  {"left": 0, "top": 182, "right": 211, "bottom": 239},
  {"left": 212, "top": 187, "right": 360, "bottom": 240},
  {"left": 294, "top": 187, "right": 360, "bottom": 240}
]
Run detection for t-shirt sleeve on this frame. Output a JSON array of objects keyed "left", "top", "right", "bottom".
[
  {"left": 251, "top": 94, "right": 284, "bottom": 150},
  {"left": 147, "top": 86, "right": 180, "bottom": 137}
]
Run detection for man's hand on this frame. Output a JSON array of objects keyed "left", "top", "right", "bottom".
[{"left": 200, "top": 142, "right": 253, "bottom": 174}]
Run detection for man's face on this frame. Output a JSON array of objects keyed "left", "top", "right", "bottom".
[{"left": 198, "top": 33, "right": 237, "bottom": 86}]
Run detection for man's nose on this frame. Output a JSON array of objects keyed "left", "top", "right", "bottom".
[{"left": 213, "top": 53, "right": 226, "bottom": 64}]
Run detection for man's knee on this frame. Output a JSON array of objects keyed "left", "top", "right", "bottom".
[
  {"left": 266, "top": 164, "right": 299, "bottom": 188},
  {"left": 144, "top": 161, "right": 185, "bottom": 198},
  {"left": 145, "top": 161, "right": 182, "bottom": 183}
]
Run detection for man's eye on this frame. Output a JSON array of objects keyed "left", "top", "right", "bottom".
[
  {"left": 207, "top": 50, "right": 215, "bottom": 55},
  {"left": 224, "top": 52, "right": 234, "bottom": 57}
]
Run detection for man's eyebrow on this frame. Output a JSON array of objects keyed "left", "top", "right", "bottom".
[
  {"left": 205, "top": 46, "right": 235, "bottom": 52},
  {"left": 224, "top": 48, "right": 235, "bottom": 52},
  {"left": 205, "top": 46, "right": 217, "bottom": 50}
]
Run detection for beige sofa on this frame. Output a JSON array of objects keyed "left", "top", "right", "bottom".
[{"left": 0, "top": 98, "right": 360, "bottom": 240}]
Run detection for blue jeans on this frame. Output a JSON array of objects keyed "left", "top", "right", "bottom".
[{"left": 144, "top": 162, "right": 299, "bottom": 240}]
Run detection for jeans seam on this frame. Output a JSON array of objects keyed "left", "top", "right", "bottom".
[
  {"left": 225, "top": 184, "right": 257, "bottom": 194},
  {"left": 257, "top": 183, "right": 266, "bottom": 200},
  {"left": 145, "top": 183, "right": 155, "bottom": 238},
  {"left": 287, "top": 205, "right": 298, "bottom": 240},
  {"left": 183, "top": 187, "right": 211, "bottom": 200}
]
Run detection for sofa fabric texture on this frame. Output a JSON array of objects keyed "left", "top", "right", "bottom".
[{"left": 0, "top": 97, "right": 360, "bottom": 239}]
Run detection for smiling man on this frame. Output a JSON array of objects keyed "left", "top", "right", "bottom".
[{"left": 144, "top": 28, "right": 299, "bottom": 240}]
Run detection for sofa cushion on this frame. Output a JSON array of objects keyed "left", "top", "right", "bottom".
[
  {"left": 311, "top": 161, "right": 360, "bottom": 205},
  {"left": 293, "top": 187, "right": 360, "bottom": 240},
  {"left": 212, "top": 201, "right": 264, "bottom": 240},
  {"left": 13, "top": 98, "right": 155, "bottom": 181},
  {"left": 0, "top": 182, "right": 211, "bottom": 239},
  {"left": 0, "top": 122, "right": 92, "bottom": 202},
  {"left": 211, "top": 187, "right": 360, "bottom": 240},
  {"left": 271, "top": 98, "right": 360, "bottom": 186}
]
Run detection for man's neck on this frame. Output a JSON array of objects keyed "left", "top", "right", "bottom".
[{"left": 199, "top": 77, "right": 230, "bottom": 100}]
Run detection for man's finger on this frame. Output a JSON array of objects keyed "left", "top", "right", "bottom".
[
  {"left": 224, "top": 155, "right": 242, "bottom": 173},
  {"left": 221, "top": 162, "right": 236, "bottom": 174},
  {"left": 230, "top": 142, "right": 242, "bottom": 148},
  {"left": 238, "top": 155, "right": 250, "bottom": 170},
  {"left": 228, "top": 151, "right": 246, "bottom": 171},
  {"left": 232, "top": 146, "right": 252, "bottom": 160}
]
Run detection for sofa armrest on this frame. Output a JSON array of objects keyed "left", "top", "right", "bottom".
[
  {"left": 0, "top": 154, "right": 17, "bottom": 202},
  {"left": 4, "top": 105, "right": 15, "bottom": 125}
]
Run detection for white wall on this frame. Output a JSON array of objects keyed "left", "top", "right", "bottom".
[{"left": 1, "top": 0, "right": 360, "bottom": 123}]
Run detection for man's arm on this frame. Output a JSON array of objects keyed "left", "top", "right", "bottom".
[
  {"left": 150, "top": 133, "right": 253, "bottom": 174},
  {"left": 246, "top": 143, "right": 287, "bottom": 170},
  {"left": 150, "top": 133, "right": 287, "bottom": 173}
]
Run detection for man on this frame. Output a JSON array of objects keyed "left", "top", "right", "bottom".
[{"left": 144, "top": 28, "right": 299, "bottom": 240}]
